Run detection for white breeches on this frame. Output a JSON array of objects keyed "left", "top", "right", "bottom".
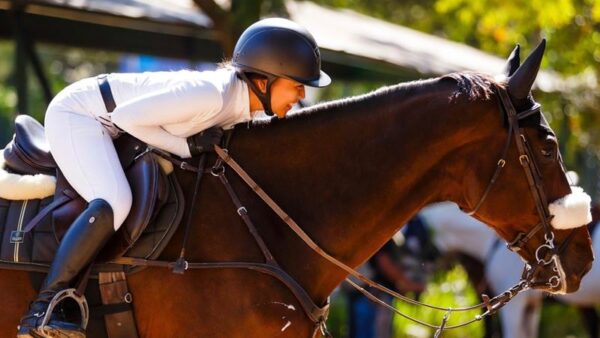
[{"left": 44, "top": 78, "right": 132, "bottom": 230}]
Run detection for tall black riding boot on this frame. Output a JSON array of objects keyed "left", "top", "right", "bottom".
[{"left": 17, "top": 199, "right": 115, "bottom": 338}]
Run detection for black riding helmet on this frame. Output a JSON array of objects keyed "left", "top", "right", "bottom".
[{"left": 233, "top": 18, "right": 331, "bottom": 116}]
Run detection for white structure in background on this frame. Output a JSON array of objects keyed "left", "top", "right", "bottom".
[{"left": 420, "top": 202, "right": 600, "bottom": 338}]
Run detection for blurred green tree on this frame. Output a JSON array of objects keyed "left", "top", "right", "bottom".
[
  {"left": 0, "top": 42, "right": 120, "bottom": 146},
  {"left": 313, "top": 0, "right": 600, "bottom": 197},
  {"left": 192, "top": 0, "right": 287, "bottom": 56}
]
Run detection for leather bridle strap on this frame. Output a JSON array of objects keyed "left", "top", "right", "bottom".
[
  {"left": 464, "top": 94, "right": 542, "bottom": 217},
  {"left": 209, "top": 145, "right": 539, "bottom": 333},
  {"left": 212, "top": 146, "right": 528, "bottom": 313},
  {"left": 114, "top": 131, "right": 532, "bottom": 333},
  {"left": 214, "top": 145, "right": 479, "bottom": 309},
  {"left": 171, "top": 152, "right": 208, "bottom": 274},
  {"left": 496, "top": 88, "right": 567, "bottom": 292},
  {"left": 466, "top": 120, "right": 513, "bottom": 215},
  {"left": 124, "top": 84, "right": 559, "bottom": 332},
  {"left": 506, "top": 222, "right": 543, "bottom": 252},
  {"left": 112, "top": 257, "right": 331, "bottom": 327},
  {"left": 463, "top": 88, "right": 559, "bottom": 268},
  {"left": 501, "top": 89, "right": 552, "bottom": 234}
]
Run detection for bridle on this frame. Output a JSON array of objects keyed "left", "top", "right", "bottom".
[
  {"left": 463, "top": 86, "right": 575, "bottom": 294},
  {"left": 113, "top": 85, "right": 577, "bottom": 336},
  {"left": 201, "top": 85, "right": 573, "bottom": 335}
]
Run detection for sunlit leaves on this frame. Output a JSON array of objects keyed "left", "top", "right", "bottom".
[{"left": 311, "top": 0, "right": 600, "bottom": 198}]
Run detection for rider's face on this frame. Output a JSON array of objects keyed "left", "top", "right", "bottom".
[
  {"left": 269, "top": 78, "right": 305, "bottom": 118},
  {"left": 255, "top": 78, "right": 306, "bottom": 118}
]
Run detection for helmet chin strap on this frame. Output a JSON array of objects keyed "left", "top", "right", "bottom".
[{"left": 237, "top": 71, "right": 277, "bottom": 117}]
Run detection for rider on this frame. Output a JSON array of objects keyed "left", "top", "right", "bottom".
[{"left": 18, "top": 17, "right": 330, "bottom": 337}]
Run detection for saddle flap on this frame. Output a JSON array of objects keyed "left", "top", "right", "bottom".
[
  {"left": 0, "top": 130, "right": 183, "bottom": 273},
  {"left": 123, "top": 153, "right": 161, "bottom": 245},
  {"left": 0, "top": 198, "right": 49, "bottom": 264},
  {"left": 97, "top": 152, "right": 161, "bottom": 261}
]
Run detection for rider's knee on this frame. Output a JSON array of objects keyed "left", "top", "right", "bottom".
[{"left": 105, "top": 188, "right": 132, "bottom": 231}]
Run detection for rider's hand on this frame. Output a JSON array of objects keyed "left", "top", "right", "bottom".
[{"left": 186, "top": 127, "right": 224, "bottom": 156}]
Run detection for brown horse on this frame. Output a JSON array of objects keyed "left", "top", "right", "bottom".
[{"left": 0, "top": 43, "right": 593, "bottom": 337}]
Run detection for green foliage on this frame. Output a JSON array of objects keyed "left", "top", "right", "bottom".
[
  {"left": 313, "top": 0, "right": 599, "bottom": 76},
  {"left": 0, "top": 42, "right": 15, "bottom": 145},
  {"left": 312, "top": 0, "right": 600, "bottom": 198},
  {"left": 392, "top": 265, "right": 483, "bottom": 338},
  {"left": 538, "top": 300, "right": 587, "bottom": 337},
  {"left": 328, "top": 264, "right": 591, "bottom": 338},
  {"left": 327, "top": 265, "right": 484, "bottom": 338},
  {"left": 327, "top": 294, "right": 350, "bottom": 337},
  {"left": 0, "top": 41, "right": 121, "bottom": 147}
]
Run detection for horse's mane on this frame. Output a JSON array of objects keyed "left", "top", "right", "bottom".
[
  {"left": 443, "top": 72, "right": 501, "bottom": 102},
  {"left": 251, "top": 71, "right": 502, "bottom": 127}
]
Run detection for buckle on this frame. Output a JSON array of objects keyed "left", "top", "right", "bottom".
[{"left": 10, "top": 230, "right": 24, "bottom": 243}]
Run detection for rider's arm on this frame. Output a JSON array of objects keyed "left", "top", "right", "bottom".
[{"left": 111, "top": 80, "right": 223, "bottom": 158}]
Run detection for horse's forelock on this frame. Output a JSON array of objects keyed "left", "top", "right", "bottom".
[{"left": 442, "top": 72, "right": 501, "bottom": 102}]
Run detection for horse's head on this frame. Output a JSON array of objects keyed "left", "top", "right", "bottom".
[{"left": 460, "top": 41, "right": 594, "bottom": 294}]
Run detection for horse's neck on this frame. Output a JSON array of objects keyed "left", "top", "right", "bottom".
[
  {"left": 420, "top": 203, "right": 496, "bottom": 262},
  {"left": 216, "top": 80, "right": 495, "bottom": 302}
]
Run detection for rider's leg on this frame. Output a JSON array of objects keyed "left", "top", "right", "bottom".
[
  {"left": 18, "top": 106, "right": 132, "bottom": 337},
  {"left": 18, "top": 200, "right": 115, "bottom": 337}
]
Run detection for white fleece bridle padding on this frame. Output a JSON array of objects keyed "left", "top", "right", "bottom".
[
  {"left": 549, "top": 186, "right": 592, "bottom": 229},
  {"left": 0, "top": 155, "right": 56, "bottom": 200}
]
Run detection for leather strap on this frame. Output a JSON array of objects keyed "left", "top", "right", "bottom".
[
  {"left": 216, "top": 172, "right": 277, "bottom": 265},
  {"left": 106, "top": 86, "right": 554, "bottom": 333},
  {"left": 213, "top": 145, "right": 383, "bottom": 285},
  {"left": 111, "top": 257, "right": 330, "bottom": 324},
  {"left": 20, "top": 189, "right": 77, "bottom": 234},
  {"left": 172, "top": 153, "right": 207, "bottom": 274},
  {"left": 99, "top": 272, "right": 139, "bottom": 338},
  {"left": 98, "top": 74, "right": 117, "bottom": 113}
]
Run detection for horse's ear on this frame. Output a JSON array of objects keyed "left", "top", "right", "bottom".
[
  {"left": 504, "top": 44, "right": 520, "bottom": 76},
  {"left": 507, "top": 39, "right": 546, "bottom": 100}
]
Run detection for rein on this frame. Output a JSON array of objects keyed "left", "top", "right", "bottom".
[
  {"left": 209, "top": 144, "right": 528, "bottom": 335},
  {"left": 111, "top": 86, "right": 572, "bottom": 336}
]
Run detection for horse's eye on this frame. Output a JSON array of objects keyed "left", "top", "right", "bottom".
[
  {"left": 541, "top": 139, "right": 557, "bottom": 160},
  {"left": 541, "top": 149, "right": 554, "bottom": 157}
]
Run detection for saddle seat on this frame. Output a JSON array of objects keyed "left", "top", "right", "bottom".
[{"left": 3, "top": 115, "right": 56, "bottom": 176}]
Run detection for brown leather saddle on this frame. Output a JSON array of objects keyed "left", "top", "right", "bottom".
[{"left": 0, "top": 115, "right": 185, "bottom": 272}]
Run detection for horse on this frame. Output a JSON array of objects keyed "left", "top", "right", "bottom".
[
  {"left": 0, "top": 41, "right": 593, "bottom": 337},
  {"left": 420, "top": 202, "right": 600, "bottom": 338}
]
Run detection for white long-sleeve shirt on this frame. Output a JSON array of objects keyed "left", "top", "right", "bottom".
[{"left": 108, "top": 67, "right": 251, "bottom": 158}]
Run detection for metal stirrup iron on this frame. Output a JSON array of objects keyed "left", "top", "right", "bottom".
[{"left": 38, "top": 288, "right": 89, "bottom": 334}]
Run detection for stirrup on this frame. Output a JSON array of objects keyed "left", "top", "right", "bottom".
[{"left": 37, "top": 289, "right": 89, "bottom": 336}]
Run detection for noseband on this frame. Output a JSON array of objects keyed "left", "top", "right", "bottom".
[{"left": 464, "top": 87, "right": 572, "bottom": 293}]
